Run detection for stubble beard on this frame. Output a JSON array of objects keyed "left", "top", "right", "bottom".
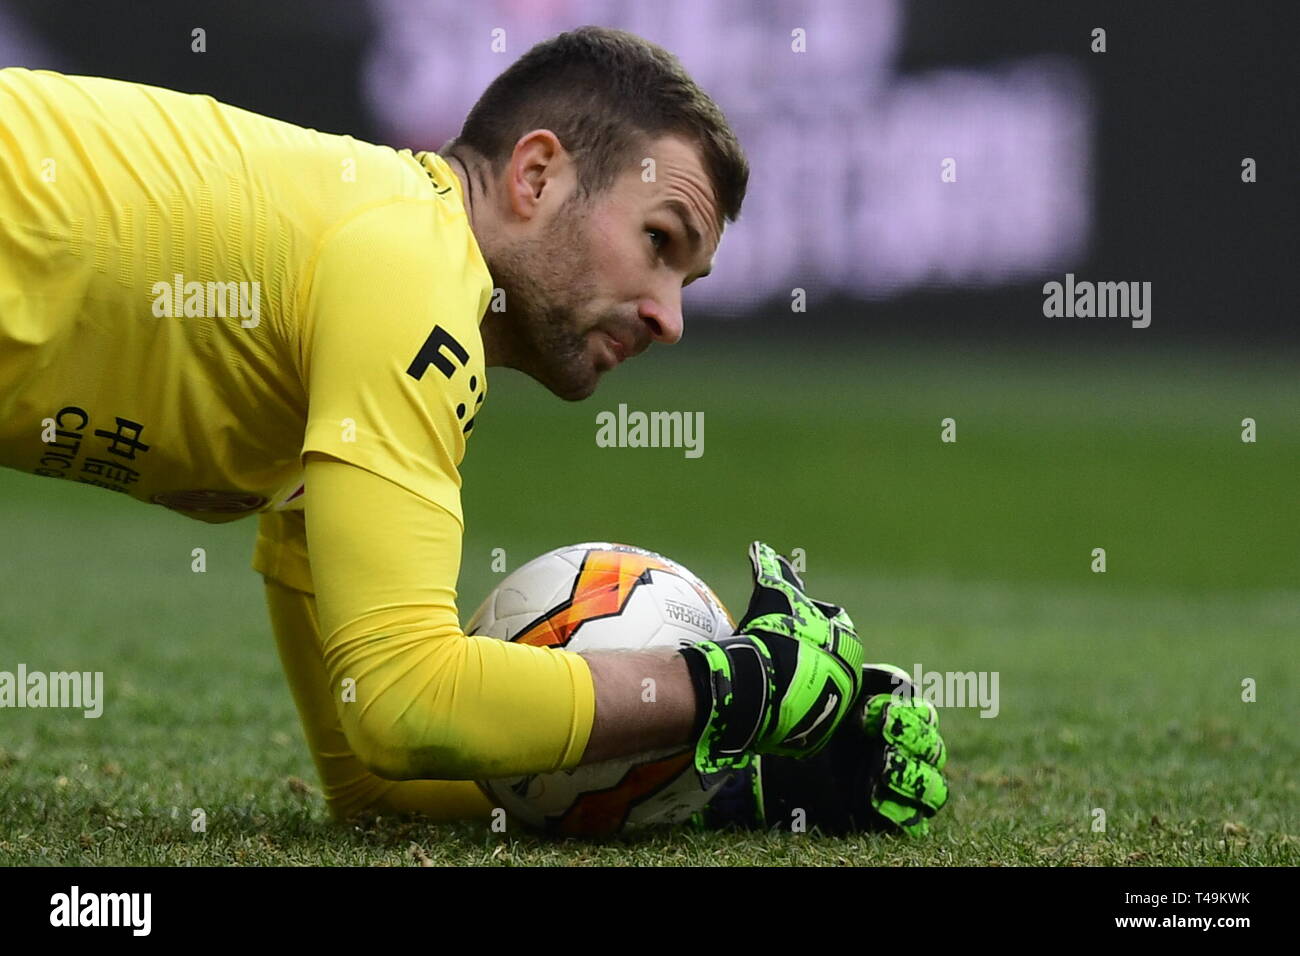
[{"left": 487, "top": 207, "right": 604, "bottom": 401}]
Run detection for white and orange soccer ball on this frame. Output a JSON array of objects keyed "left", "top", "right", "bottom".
[{"left": 466, "top": 542, "right": 736, "bottom": 836}]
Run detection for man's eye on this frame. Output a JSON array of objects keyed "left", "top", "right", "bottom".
[{"left": 647, "top": 228, "right": 668, "bottom": 250}]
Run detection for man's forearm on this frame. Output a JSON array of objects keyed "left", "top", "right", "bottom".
[{"left": 580, "top": 649, "right": 697, "bottom": 764}]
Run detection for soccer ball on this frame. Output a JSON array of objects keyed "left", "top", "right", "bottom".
[{"left": 466, "top": 542, "right": 736, "bottom": 835}]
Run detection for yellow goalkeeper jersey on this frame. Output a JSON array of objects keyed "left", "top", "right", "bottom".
[
  {"left": 0, "top": 66, "right": 491, "bottom": 531},
  {"left": 0, "top": 68, "right": 596, "bottom": 781}
]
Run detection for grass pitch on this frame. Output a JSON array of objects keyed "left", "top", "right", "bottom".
[{"left": 1, "top": 332, "right": 1296, "bottom": 865}]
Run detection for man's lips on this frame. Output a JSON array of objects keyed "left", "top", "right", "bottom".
[
  {"left": 607, "top": 332, "right": 626, "bottom": 363},
  {"left": 600, "top": 329, "right": 633, "bottom": 365}
]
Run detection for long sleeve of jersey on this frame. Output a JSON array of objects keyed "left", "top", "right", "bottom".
[
  {"left": 260, "top": 550, "right": 493, "bottom": 821},
  {"left": 279, "top": 190, "right": 594, "bottom": 782},
  {"left": 302, "top": 454, "right": 595, "bottom": 781}
]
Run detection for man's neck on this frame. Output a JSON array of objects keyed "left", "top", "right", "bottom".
[
  {"left": 442, "top": 151, "right": 476, "bottom": 226},
  {"left": 440, "top": 150, "right": 510, "bottom": 369}
]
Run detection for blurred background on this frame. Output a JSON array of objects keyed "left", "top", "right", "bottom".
[
  {"left": 2, "top": 0, "right": 1294, "bottom": 340},
  {"left": 0, "top": 0, "right": 1295, "bottom": 862}
]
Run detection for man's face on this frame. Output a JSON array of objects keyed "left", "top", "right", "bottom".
[{"left": 488, "top": 134, "right": 721, "bottom": 401}]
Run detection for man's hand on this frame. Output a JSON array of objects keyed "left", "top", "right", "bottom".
[
  {"left": 695, "top": 663, "right": 951, "bottom": 837},
  {"left": 860, "top": 665, "right": 949, "bottom": 837},
  {"left": 679, "top": 541, "right": 864, "bottom": 780}
]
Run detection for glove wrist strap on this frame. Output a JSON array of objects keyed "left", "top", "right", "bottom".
[{"left": 679, "top": 640, "right": 764, "bottom": 779}]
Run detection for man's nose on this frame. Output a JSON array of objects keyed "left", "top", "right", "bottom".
[{"left": 640, "top": 291, "right": 684, "bottom": 345}]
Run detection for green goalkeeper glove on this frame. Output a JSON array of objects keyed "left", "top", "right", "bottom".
[
  {"left": 679, "top": 542, "right": 865, "bottom": 782},
  {"left": 696, "top": 663, "right": 950, "bottom": 837},
  {"left": 860, "top": 666, "right": 949, "bottom": 835}
]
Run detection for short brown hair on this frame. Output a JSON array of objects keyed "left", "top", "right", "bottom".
[{"left": 451, "top": 26, "right": 748, "bottom": 225}]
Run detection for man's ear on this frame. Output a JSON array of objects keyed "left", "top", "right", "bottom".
[{"left": 504, "top": 129, "right": 570, "bottom": 220}]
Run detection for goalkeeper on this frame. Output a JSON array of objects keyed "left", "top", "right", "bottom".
[{"left": 0, "top": 28, "right": 947, "bottom": 834}]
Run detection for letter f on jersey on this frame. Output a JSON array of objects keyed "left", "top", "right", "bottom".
[{"left": 407, "top": 325, "right": 469, "bottom": 381}]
